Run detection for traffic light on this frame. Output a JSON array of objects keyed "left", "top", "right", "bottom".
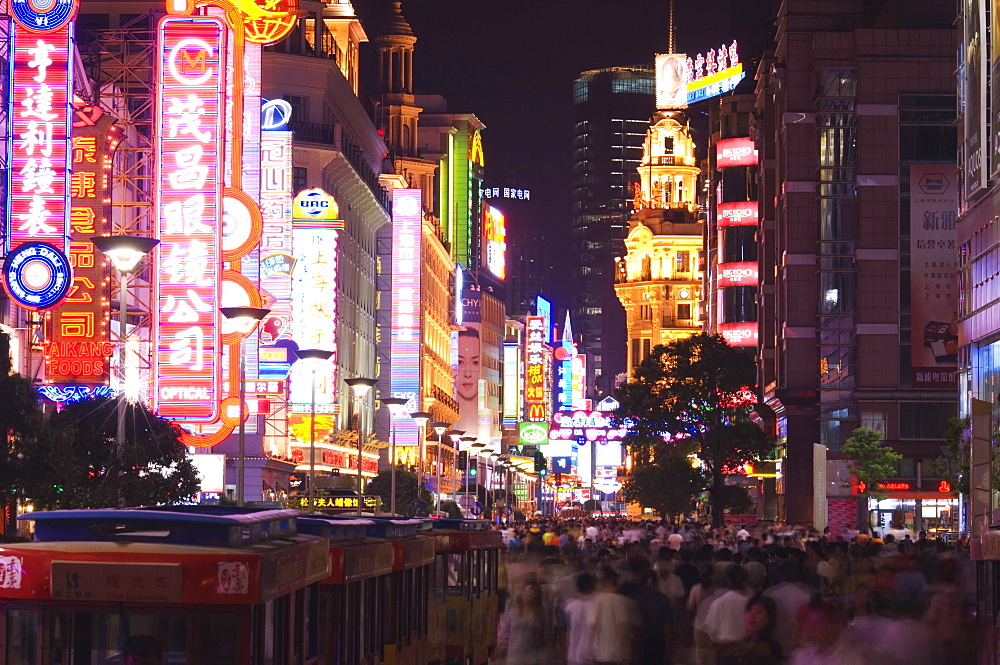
[
  {"left": 458, "top": 450, "right": 468, "bottom": 468},
  {"left": 533, "top": 450, "right": 546, "bottom": 473},
  {"left": 539, "top": 467, "right": 547, "bottom": 478},
  {"left": 469, "top": 460, "right": 478, "bottom": 478}
]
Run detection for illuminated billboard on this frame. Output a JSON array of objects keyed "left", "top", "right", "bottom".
[
  {"left": 685, "top": 41, "right": 744, "bottom": 105},
  {"left": 288, "top": 189, "right": 341, "bottom": 412},
  {"left": 503, "top": 342, "right": 519, "bottom": 425},
  {"left": 45, "top": 109, "right": 115, "bottom": 385},
  {"left": 524, "top": 315, "right": 547, "bottom": 422},
  {"left": 482, "top": 205, "right": 506, "bottom": 280},
  {"left": 718, "top": 322, "right": 758, "bottom": 347},
  {"left": 717, "top": 201, "right": 758, "bottom": 227},
  {"left": 258, "top": 103, "right": 294, "bottom": 347},
  {"left": 549, "top": 410, "right": 628, "bottom": 443},
  {"left": 716, "top": 137, "right": 757, "bottom": 167},
  {"left": 718, "top": 262, "right": 759, "bottom": 287},
  {"left": 388, "top": 189, "right": 423, "bottom": 445},
  {"left": 153, "top": 16, "right": 226, "bottom": 421},
  {"left": 655, "top": 53, "right": 688, "bottom": 109},
  {"left": 535, "top": 295, "right": 552, "bottom": 343},
  {"left": 4, "top": 10, "right": 77, "bottom": 310}
]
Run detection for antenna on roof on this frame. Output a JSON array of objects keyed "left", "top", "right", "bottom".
[{"left": 668, "top": 0, "right": 675, "bottom": 53}]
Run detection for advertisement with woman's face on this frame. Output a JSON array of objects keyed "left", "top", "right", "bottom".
[{"left": 453, "top": 327, "right": 481, "bottom": 434}]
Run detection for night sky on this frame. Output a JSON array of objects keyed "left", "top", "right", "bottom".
[{"left": 353, "top": 0, "right": 777, "bottom": 302}]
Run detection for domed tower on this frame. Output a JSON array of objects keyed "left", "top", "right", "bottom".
[{"left": 372, "top": 1, "right": 420, "bottom": 158}]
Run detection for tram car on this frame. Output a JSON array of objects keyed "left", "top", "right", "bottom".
[
  {"left": 429, "top": 518, "right": 502, "bottom": 665},
  {"left": 0, "top": 508, "right": 330, "bottom": 665}
]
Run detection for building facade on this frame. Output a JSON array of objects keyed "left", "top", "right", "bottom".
[
  {"left": 572, "top": 66, "right": 654, "bottom": 397},
  {"left": 755, "top": 0, "right": 957, "bottom": 526}
]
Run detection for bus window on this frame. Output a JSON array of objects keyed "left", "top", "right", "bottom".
[
  {"left": 46, "top": 610, "right": 189, "bottom": 665},
  {"left": 5, "top": 608, "right": 38, "bottom": 665},
  {"left": 447, "top": 554, "right": 463, "bottom": 596}
]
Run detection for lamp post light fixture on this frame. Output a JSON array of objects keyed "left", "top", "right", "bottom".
[
  {"left": 460, "top": 436, "right": 477, "bottom": 514},
  {"left": 410, "top": 411, "right": 432, "bottom": 481},
  {"left": 91, "top": 234, "right": 159, "bottom": 508},
  {"left": 219, "top": 306, "right": 271, "bottom": 507},
  {"left": 445, "top": 430, "right": 464, "bottom": 510},
  {"left": 429, "top": 422, "right": 450, "bottom": 514},
  {"left": 380, "top": 397, "right": 409, "bottom": 515},
  {"left": 479, "top": 448, "right": 494, "bottom": 497},
  {"left": 345, "top": 377, "right": 378, "bottom": 516},
  {"left": 292, "top": 348, "right": 333, "bottom": 511}
]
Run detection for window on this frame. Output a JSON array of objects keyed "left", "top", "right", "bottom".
[
  {"left": 675, "top": 251, "right": 690, "bottom": 274},
  {"left": 293, "top": 167, "right": 308, "bottom": 193},
  {"left": 282, "top": 94, "right": 308, "bottom": 123},
  {"left": 664, "top": 137, "right": 674, "bottom": 154},
  {"left": 899, "top": 402, "right": 956, "bottom": 439},
  {"left": 677, "top": 303, "right": 692, "bottom": 320}
]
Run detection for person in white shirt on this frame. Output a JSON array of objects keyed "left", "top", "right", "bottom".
[
  {"left": 700, "top": 564, "right": 749, "bottom": 646},
  {"left": 561, "top": 573, "right": 599, "bottom": 665},
  {"left": 667, "top": 528, "right": 684, "bottom": 551},
  {"left": 736, "top": 523, "right": 751, "bottom": 541},
  {"left": 586, "top": 524, "right": 600, "bottom": 541},
  {"left": 589, "top": 569, "right": 640, "bottom": 665}
]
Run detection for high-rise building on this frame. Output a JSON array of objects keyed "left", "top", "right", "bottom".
[
  {"left": 571, "top": 66, "right": 654, "bottom": 397},
  {"left": 615, "top": 110, "right": 703, "bottom": 376},
  {"left": 755, "top": 0, "right": 957, "bottom": 526}
]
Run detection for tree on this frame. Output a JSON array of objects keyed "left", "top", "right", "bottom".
[
  {"left": 26, "top": 397, "right": 201, "bottom": 509},
  {"left": 439, "top": 499, "right": 463, "bottom": 519},
  {"left": 929, "top": 416, "right": 1000, "bottom": 497},
  {"left": 363, "top": 466, "right": 433, "bottom": 515},
  {"left": 614, "top": 333, "right": 773, "bottom": 526},
  {"left": 620, "top": 445, "right": 706, "bottom": 522},
  {"left": 841, "top": 426, "right": 903, "bottom": 532},
  {"left": 0, "top": 370, "right": 54, "bottom": 535}
]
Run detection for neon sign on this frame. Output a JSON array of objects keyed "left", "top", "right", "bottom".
[
  {"left": 685, "top": 41, "right": 744, "bottom": 105},
  {"left": 258, "top": 117, "right": 293, "bottom": 346},
  {"left": 717, "top": 201, "right": 758, "bottom": 227},
  {"left": 289, "top": 189, "right": 341, "bottom": 412},
  {"left": 388, "top": 189, "right": 422, "bottom": 445},
  {"left": 716, "top": 137, "right": 757, "bottom": 167},
  {"left": 153, "top": 16, "right": 225, "bottom": 421},
  {"left": 718, "top": 322, "right": 758, "bottom": 347},
  {"left": 719, "top": 262, "right": 758, "bottom": 287},
  {"left": 549, "top": 410, "right": 628, "bottom": 443},
  {"left": 5, "top": 14, "right": 75, "bottom": 309},
  {"left": 482, "top": 205, "right": 506, "bottom": 280},
  {"left": 524, "top": 315, "right": 547, "bottom": 422}
]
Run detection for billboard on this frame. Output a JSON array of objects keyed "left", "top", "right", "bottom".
[
  {"left": 153, "top": 16, "right": 226, "bottom": 421},
  {"left": 388, "top": 189, "right": 422, "bottom": 445},
  {"left": 503, "top": 342, "right": 519, "bottom": 424},
  {"left": 685, "top": 42, "right": 744, "bottom": 105},
  {"left": 716, "top": 137, "right": 757, "bottom": 167},
  {"left": 718, "top": 322, "right": 758, "bottom": 347},
  {"left": 717, "top": 201, "right": 758, "bottom": 226},
  {"left": 258, "top": 103, "right": 294, "bottom": 346},
  {"left": 481, "top": 205, "right": 506, "bottom": 280},
  {"left": 910, "top": 165, "right": 958, "bottom": 388},
  {"left": 655, "top": 53, "right": 688, "bottom": 109},
  {"left": 455, "top": 282, "right": 482, "bottom": 435},
  {"left": 718, "top": 262, "right": 758, "bottom": 287},
  {"left": 524, "top": 315, "right": 547, "bottom": 422},
  {"left": 966, "top": 0, "right": 987, "bottom": 192},
  {"left": 549, "top": 410, "right": 628, "bottom": 443},
  {"left": 288, "top": 189, "right": 341, "bottom": 412}
]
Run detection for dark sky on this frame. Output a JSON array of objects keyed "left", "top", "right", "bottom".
[{"left": 353, "top": 0, "right": 776, "bottom": 298}]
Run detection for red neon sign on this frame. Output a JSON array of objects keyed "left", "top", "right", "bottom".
[
  {"left": 718, "top": 322, "right": 758, "bottom": 347},
  {"left": 716, "top": 137, "right": 758, "bottom": 167},
  {"left": 719, "top": 262, "right": 758, "bottom": 287},
  {"left": 717, "top": 201, "right": 759, "bottom": 227},
  {"left": 153, "top": 17, "right": 225, "bottom": 421}
]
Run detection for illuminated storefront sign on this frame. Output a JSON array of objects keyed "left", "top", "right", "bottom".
[
  {"left": 717, "top": 322, "right": 758, "bottom": 347},
  {"left": 389, "top": 189, "right": 422, "bottom": 445},
  {"left": 719, "top": 261, "right": 758, "bottom": 287},
  {"left": 519, "top": 422, "right": 549, "bottom": 446},
  {"left": 716, "top": 137, "right": 757, "bottom": 167},
  {"left": 5, "top": 10, "right": 77, "bottom": 310},
  {"left": 503, "top": 342, "right": 519, "bottom": 425},
  {"left": 717, "top": 201, "right": 758, "bottom": 226},
  {"left": 258, "top": 114, "right": 294, "bottom": 346},
  {"left": 685, "top": 41, "right": 744, "bottom": 104},
  {"left": 482, "top": 205, "right": 506, "bottom": 280},
  {"left": 153, "top": 16, "right": 225, "bottom": 421},
  {"left": 549, "top": 410, "right": 628, "bottom": 443},
  {"left": 535, "top": 296, "right": 552, "bottom": 343},
  {"left": 482, "top": 187, "right": 530, "bottom": 200},
  {"left": 289, "top": 189, "right": 341, "bottom": 412},
  {"left": 45, "top": 110, "right": 115, "bottom": 385},
  {"left": 524, "top": 315, "right": 547, "bottom": 421}
]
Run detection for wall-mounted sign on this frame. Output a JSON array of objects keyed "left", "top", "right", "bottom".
[
  {"left": 3, "top": 243, "right": 72, "bottom": 310},
  {"left": 717, "top": 201, "right": 759, "bottom": 226},
  {"left": 153, "top": 16, "right": 225, "bottom": 421},
  {"left": 717, "top": 322, "right": 758, "bottom": 347},
  {"left": 655, "top": 53, "right": 689, "bottom": 109},
  {"left": 716, "top": 137, "right": 758, "bottom": 167},
  {"left": 524, "top": 315, "right": 547, "bottom": 421},
  {"left": 482, "top": 205, "right": 506, "bottom": 280},
  {"left": 685, "top": 41, "right": 744, "bottom": 104},
  {"left": 549, "top": 410, "right": 628, "bottom": 443},
  {"left": 388, "top": 189, "right": 422, "bottom": 445},
  {"left": 291, "top": 188, "right": 339, "bottom": 223},
  {"left": 519, "top": 422, "right": 549, "bottom": 446},
  {"left": 482, "top": 187, "right": 530, "bottom": 200},
  {"left": 719, "top": 262, "right": 758, "bottom": 287}
]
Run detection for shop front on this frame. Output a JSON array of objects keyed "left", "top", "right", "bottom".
[{"left": 862, "top": 480, "right": 959, "bottom": 536}]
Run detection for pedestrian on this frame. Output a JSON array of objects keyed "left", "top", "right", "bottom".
[
  {"left": 589, "top": 567, "right": 640, "bottom": 665},
  {"left": 561, "top": 573, "right": 599, "bottom": 665},
  {"left": 717, "top": 594, "right": 783, "bottom": 665},
  {"left": 505, "top": 579, "right": 549, "bottom": 664}
]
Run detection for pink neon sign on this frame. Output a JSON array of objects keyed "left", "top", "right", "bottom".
[{"left": 153, "top": 17, "right": 225, "bottom": 421}]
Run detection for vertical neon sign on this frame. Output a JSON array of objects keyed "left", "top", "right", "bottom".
[
  {"left": 390, "top": 189, "right": 422, "bottom": 446},
  {"left": 525, "top": 315, "right": 547, "bottom": 422},
  {"left": 4, "top": 5, "right": 76, "bottom": 310},
  {"left": 153, "top": 16, "right": 225, "bottom": 421},
  {"left": 258, "top": 100, "right": 293, "bottom": 346}
]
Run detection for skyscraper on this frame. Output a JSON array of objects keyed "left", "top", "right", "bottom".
[{"left": 571, "top": 66, "right": 655, "bottom": 396}]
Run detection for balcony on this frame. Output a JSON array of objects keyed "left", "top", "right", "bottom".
[
  {"left": 642, "top": 155, "right": 695, "bottom": 167},
  {"left": 289, "top": 119, "right": 335, "bottom": 145}
]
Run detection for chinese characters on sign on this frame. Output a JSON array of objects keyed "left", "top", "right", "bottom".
[
  {"left": 482, "top": 205, "right": 506, "bottom": 280},
  {"left": 389, "top": 189, "right": 422, "bottom": 445},
  {"left": 154, "top": 17, "right": 226, "bottom": 420},
  {"left": 524, "top": 315, "right": 548, "bottom": 422},
  {"left": 258, "top": 124, "right": 293, "bottom": 346}
]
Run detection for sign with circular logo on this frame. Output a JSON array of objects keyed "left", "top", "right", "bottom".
[
  {"left": 519, "top": 422, "right": 550, "bottom": 446},
  {"left": 11, "top": 0, "right": 79, "bottom": 32},
  {"left": 261, "top": 99, "right": 293, "bottom": 131},
  {"left": 3, "top": 242, "right": 73, "bottom": 310},
  {"left": 292, "top": 188, "right": 339, "bottom": 222}
]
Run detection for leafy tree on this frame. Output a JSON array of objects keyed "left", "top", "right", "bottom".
[
  {"left": 715, "top": 484, "right": 754, "bottom": 515},
  {"left": 841, "top": 427, "right": 903, "bottom": 531},
  {"left": 620, "top": 446, "right": 706, "bottom": 522},
  {"left": 364, "top": 466, "right": 432, "bottom": 515},
  {"left": 614, "top": 333, "right": 773, "bottom": 526},
  {"left": 928, "top": 416, "right": 1000, "bottom": 497},
  {"left": 26, "top": 397, "right": 201, "bottom": 509},
  {"left": 0, "top": 370, "right": 55, "bottom": 535},
  {"left": 439, "top": 499, "right": 463, "bottom": 519}
]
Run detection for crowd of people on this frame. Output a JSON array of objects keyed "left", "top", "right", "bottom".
[{"left": 496, "top": 519, "right": 977, "bottom": 665}]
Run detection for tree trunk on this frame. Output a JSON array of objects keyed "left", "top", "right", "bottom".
[{"left": 712, "top": 467, "right": 724, "bottom": 527}]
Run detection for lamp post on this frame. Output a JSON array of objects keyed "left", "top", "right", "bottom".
[
  {"left": 445, "top": 430, "right": 464, "bottom": 512},
  {"left": 460, "top": 436, "right": 476, "bottom": 514},
  {"left": 429, "top": 422, "right": 450, "bottom": 514},
  {"left": 220, "top": 306, "right": 271, "bottom": 506},
  {"left": 470, "top": 440, "right": 485, "bottom": 515},
  {"left": 91, "top": 234, "right": 159, "bottom": 508},
  {"left": 380, "top": 397, "right": 409, "bottom": 515},
  {"left": 292, "top": 348, "right": 333, "bottom": 511},
  {"left": 410, "top": 411, "right": 432, "bottom": 481},
  {"left": 345, "top": 377, "right": 378, "bottom": 516}
]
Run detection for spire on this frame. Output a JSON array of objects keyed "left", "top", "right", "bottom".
[
  {"left": 379, "top": 1, "right": 413, "bottom": 38},
  {"left": 562, "top": 310, "right": 574, "bottom": 344},
  {"left": 668, "top": 0, "right": 675, "bottom": 53}
]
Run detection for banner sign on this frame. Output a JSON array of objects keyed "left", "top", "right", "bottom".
[
  {"left": 716, "top": 137, "right": 757, "bottom": 167},
  {"left": 388, "top": 189, "right": 422, "bottom": 444}
]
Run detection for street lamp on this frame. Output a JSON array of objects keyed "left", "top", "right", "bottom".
[
  {"left": 460, "top": 436, "right": 476, "bottom": 514},
  {"left": 410, "top": 411, "right": 432, "bottom": 481},
  {"left": 380, "top": 397, "right": 409, "bottom": 515},
  {"left": 292, "top": 348, "right": 333, "bottom": 511},
  {"left": 445, "top": 430, "right": 464, "bottom": 512},
  {"left": 345, "top": 377, "right": 378, "bottom": 516},
  {"left": 429, "top": 422, "right": 451, "bottom": 514},
  {"left": 91, "top": 234, "right": 159, "bottom": 508},
  {"left": 219, "top": 306, "right": 271, "bottom": 506}
]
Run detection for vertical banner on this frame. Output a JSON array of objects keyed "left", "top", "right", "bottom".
[
  {"left": 910, "top": 164, "right": 958, "bottom": 388},
  {"left": 44, "top": 108, "right": 114, "bottom": 385},
  {"left": 390, "top": 189, "right": 422, "bottom": 445},
  {"left": 524, "top": 315, "right": 547, "bottom": 422},
  {"left": 965, "top": 0, "right": 987, "bottom": 193},
  {"left": 258, "top": 100, "right": 293, "bottom": 348},
  {"left": 4, "top": 17, "right": 75, "bottom": 310},
  {"left": 153, "top": 17, "right": 225, "bottom": 421},
  {"left": 455, "top": 281, "right": 481, "bottom": 436},
  {"left": 288, "top": 188, "right": 340, "bottom": 411}
]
